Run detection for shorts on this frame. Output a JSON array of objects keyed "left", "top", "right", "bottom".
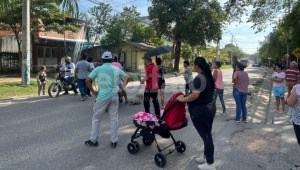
[
  {"left": 273, "top": 86, "right": 285, "bottom": 98},
  {"left": 158, "top": 79, "right": 165, "bottom": 89}
]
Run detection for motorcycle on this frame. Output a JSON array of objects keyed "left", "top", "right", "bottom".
[{"left": 48, "top": 69, "right": 77, "bottom": 98}]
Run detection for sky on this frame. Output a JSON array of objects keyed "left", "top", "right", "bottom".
[{"left": 78, "top": 0, "right": 276, "bottom": 55}]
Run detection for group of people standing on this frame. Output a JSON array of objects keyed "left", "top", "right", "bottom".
[{"left": 271, "top": 61, "right": 300, "bottom": 148}]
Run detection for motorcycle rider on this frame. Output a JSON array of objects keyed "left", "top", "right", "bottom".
[{"left": 59, "top": 56, "right": 78, "bottom": 95}]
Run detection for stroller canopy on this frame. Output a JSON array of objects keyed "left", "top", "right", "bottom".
[{"left": 162, "top": 92, "right": 187, "bottom": 130}]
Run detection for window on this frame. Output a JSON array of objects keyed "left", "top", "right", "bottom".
[{"left": 38, "top": 47, "right": 43, "bottom": 58}]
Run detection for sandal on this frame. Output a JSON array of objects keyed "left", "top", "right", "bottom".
[{"left": 279, "top": 109, "right": 284, "bottom": 113}]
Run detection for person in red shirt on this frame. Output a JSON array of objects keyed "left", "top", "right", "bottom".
[
  {"left": 143, "top": 56, "right": 160, "bottom": 118},
  {"left": 285, "top": 61, "right": 299, "bottom": 97}
]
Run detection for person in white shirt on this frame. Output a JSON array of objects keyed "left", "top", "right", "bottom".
[
  {"left": 271, "top": 64, "right": 286, "bottom": 113},
  {"left": 183, "top": 61, "right": 193, "bottom": 95},
  {"left": 59, "top": 56, "right": 78, "bottom": 95}
]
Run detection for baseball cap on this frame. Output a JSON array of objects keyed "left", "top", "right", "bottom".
[{"left": 101, "top": 51, "right": 112, "bottom": 59}]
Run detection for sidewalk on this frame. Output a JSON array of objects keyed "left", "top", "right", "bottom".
[{"left": 207, "top": 68, "right": 300, "bottom": 170}]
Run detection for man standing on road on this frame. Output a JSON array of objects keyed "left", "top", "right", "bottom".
[
  {"left": 59, "top": 56, "right": 78, "bottom": 95},
  {"left": 285, "top": 61, "right": 299, "bottom": 98},
  {"left": 84, "top": 51, "right": 129, "bottom": 148},
  {"left": 143, "top": 56, "right": 160, "bottom": 118},
  {"left": 75, "top": 53, "right": 91, "bottom": 101},
  {"left": 232, "top": 55, "right": 238, "bottom": 77}
]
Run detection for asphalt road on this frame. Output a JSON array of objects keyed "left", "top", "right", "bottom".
[{"left": 0, "top": 67, "right": 265, "bottom": 170}]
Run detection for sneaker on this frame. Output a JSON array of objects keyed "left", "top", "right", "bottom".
[
  {"left": 111, "top": 142, "right": 117, "bottom": 148},
  {"left": 85, "top": 140, "right": 99, "bottom": 147},
  {"left": 195, "top": 156, "right": 206, "bottom": 163},
  {"left": 243, "top": 119, "right": 248, "bottom": 123},
  {"left": 235, "top": 119, "right": 241, "bottom": 123},
  {"left": 197, "top": 163, "right": 216, "bottom": 170},
  {"left": 63, "top": 92, "right": 69, "bottom": 95},
  {"left": 222, "top": 110, "right": 227, "bottom": 115}
]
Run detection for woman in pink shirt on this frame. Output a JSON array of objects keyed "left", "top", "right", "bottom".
[
  {"left": 213, "top": 61, "right": 226, "bottom": 114},
  {"left": 233, "top": 62, "right": 249, "bottom": 123}
]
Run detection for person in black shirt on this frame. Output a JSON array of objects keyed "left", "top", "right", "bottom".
[
  {"left": 177, "top": 57, "right": 216, "bottom": 170},
  {"left": 156, "top": 58, "right": 166, "bottom": 108}
]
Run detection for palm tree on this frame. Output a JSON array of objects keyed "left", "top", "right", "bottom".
[{"left": 55, "top": 0, "right": 79, "bottom": 18}]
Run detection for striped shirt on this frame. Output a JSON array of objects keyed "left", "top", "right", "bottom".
[{"left": 285, "top": 68, "right": 299, "bottom": 82}]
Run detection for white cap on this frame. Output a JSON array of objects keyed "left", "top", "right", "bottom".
[{"left": 101, "top": 51, "right": 112, "bottom": 59}]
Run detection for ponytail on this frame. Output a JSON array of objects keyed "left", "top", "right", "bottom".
[{"left": 194, "top": 57, "right": 215, "bottom": 91}]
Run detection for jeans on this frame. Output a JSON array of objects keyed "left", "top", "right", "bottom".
[
  {"left": 77, "top": 79, "right": 87, "bottom": 97},
  {"left": 185, "top": 83, "right": 190, "bottom": 95},
  {"left": 188, "top": 102, "right": 216, "bottom": 164},
  {"left": 293, "top": 123, "right": 300, "bottom": 146},
  {"left": 64, "top": 77, "right": 78, "bottom": 94},
  {"left": 144, "top": 88, "right": 160, "bottom": 118},
  {"left": 87, "top": 80, "right": 93, "bottom": 96},
  {"left": 213, "top": 88, "right": 226, "bottom": 113},
  {"left": 233, "top": 88, "right": 247, "bottom": 121}
]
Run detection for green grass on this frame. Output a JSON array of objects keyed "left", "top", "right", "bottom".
[
  {"left": 220, "top": 65, "right": 232, "bottom": 70},
  {"left": 0, "top": 81, "right": 45, "bottom": 99}
]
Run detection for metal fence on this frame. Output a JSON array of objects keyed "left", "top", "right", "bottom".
[{"left": 0, "top": 52, "right": 19, "bottom": 74}]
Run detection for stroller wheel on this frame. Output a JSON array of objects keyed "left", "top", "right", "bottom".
[
  {"left": 142, "top": 137, "right": 154, "bottom": 146},
  {"left": 154, "top": 153, "right": 167, "bottom": 168},
  {"left": 175, "top": 141, "right": 186, "bottom": 153},
  {"left": 133, "top": 141, "right": 140, "bottom": 153},
  {"left": 127, "top": 142, "right": 137, "bottom": 154}
]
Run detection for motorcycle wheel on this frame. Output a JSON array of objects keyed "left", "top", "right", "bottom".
[{"left": 48, "top": 82, "right": 61, "bottom": 98}]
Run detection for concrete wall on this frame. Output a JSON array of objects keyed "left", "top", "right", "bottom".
[{"left": 0, "top": 35, "right": 19, "bottom": 52}]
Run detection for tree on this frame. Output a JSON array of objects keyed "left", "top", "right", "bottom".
[
  {"left": 224, "top": 0, "right": 295, "bottom": 32},
  {"left": 55, "top": 0, "right": 79, "bottom": 18},
  {"left": 87, "top": 2, "right": 112, "bottom": 45},
  {"left": 224, "top": 43, "right": 246, "bottom": 59},
  {"left": 100, "top": 6, "right": 141, "bottom": 50},
  {"left": 149, "top": 0, "right": 226, "bottom": 71},
  {"left": 0, "top": 0, "right": 80, "bottom": 70}
]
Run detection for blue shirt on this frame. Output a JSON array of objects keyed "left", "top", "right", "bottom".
[{"left": 89, "top": 63, "right": 127, "bottom": 101}]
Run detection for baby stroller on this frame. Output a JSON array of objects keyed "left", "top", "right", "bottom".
[{"left": 127, "top": 92, "right": 188, "bottom": 168}]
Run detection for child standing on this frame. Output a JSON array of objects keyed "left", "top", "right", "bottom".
[
  {"left": 213, "top": 61, "right": 226, "bottom": 114},
  {"left": 36, "top": 66, "right": 47, "bottom": 96}
]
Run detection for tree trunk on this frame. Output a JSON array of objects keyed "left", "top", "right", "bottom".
[
  {"left": 173, "top": 36, "right": 181, "bottom": 72},
  {"left": 9, "top": 24, "right": 22, "bottom": 75}
]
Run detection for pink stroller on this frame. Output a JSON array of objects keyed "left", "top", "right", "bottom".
[{"left": 127, "top": 92, "right": 188, "bottom": 168}]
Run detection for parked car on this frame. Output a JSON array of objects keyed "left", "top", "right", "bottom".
[
  {"left": 252, "top": 63, "right": 261, "bottom": 67},
  {"left": 240, "top": 59, "right": 249, "bottom": 67}
]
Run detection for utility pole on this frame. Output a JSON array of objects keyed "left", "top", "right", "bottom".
[
  {"left": 286, "top": 0, "right": 291, "bottom": 69},
  {"left": 216, "top": 40, "right": 220, "bottom": 61},
  {"left": 21, "top": 0, "right": 31, "bottom": 85}
]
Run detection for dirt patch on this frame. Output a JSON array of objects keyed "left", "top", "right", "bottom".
[
  {"left": 232, "top": 128, "right": 280, "bottom": 156},
  {"left": 0, "top": 77, "right": 23, "bottom": 83}
]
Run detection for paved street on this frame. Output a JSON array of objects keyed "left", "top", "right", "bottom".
[{"left": 0, "top": 67, "right": 299, "bottom": 170}]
